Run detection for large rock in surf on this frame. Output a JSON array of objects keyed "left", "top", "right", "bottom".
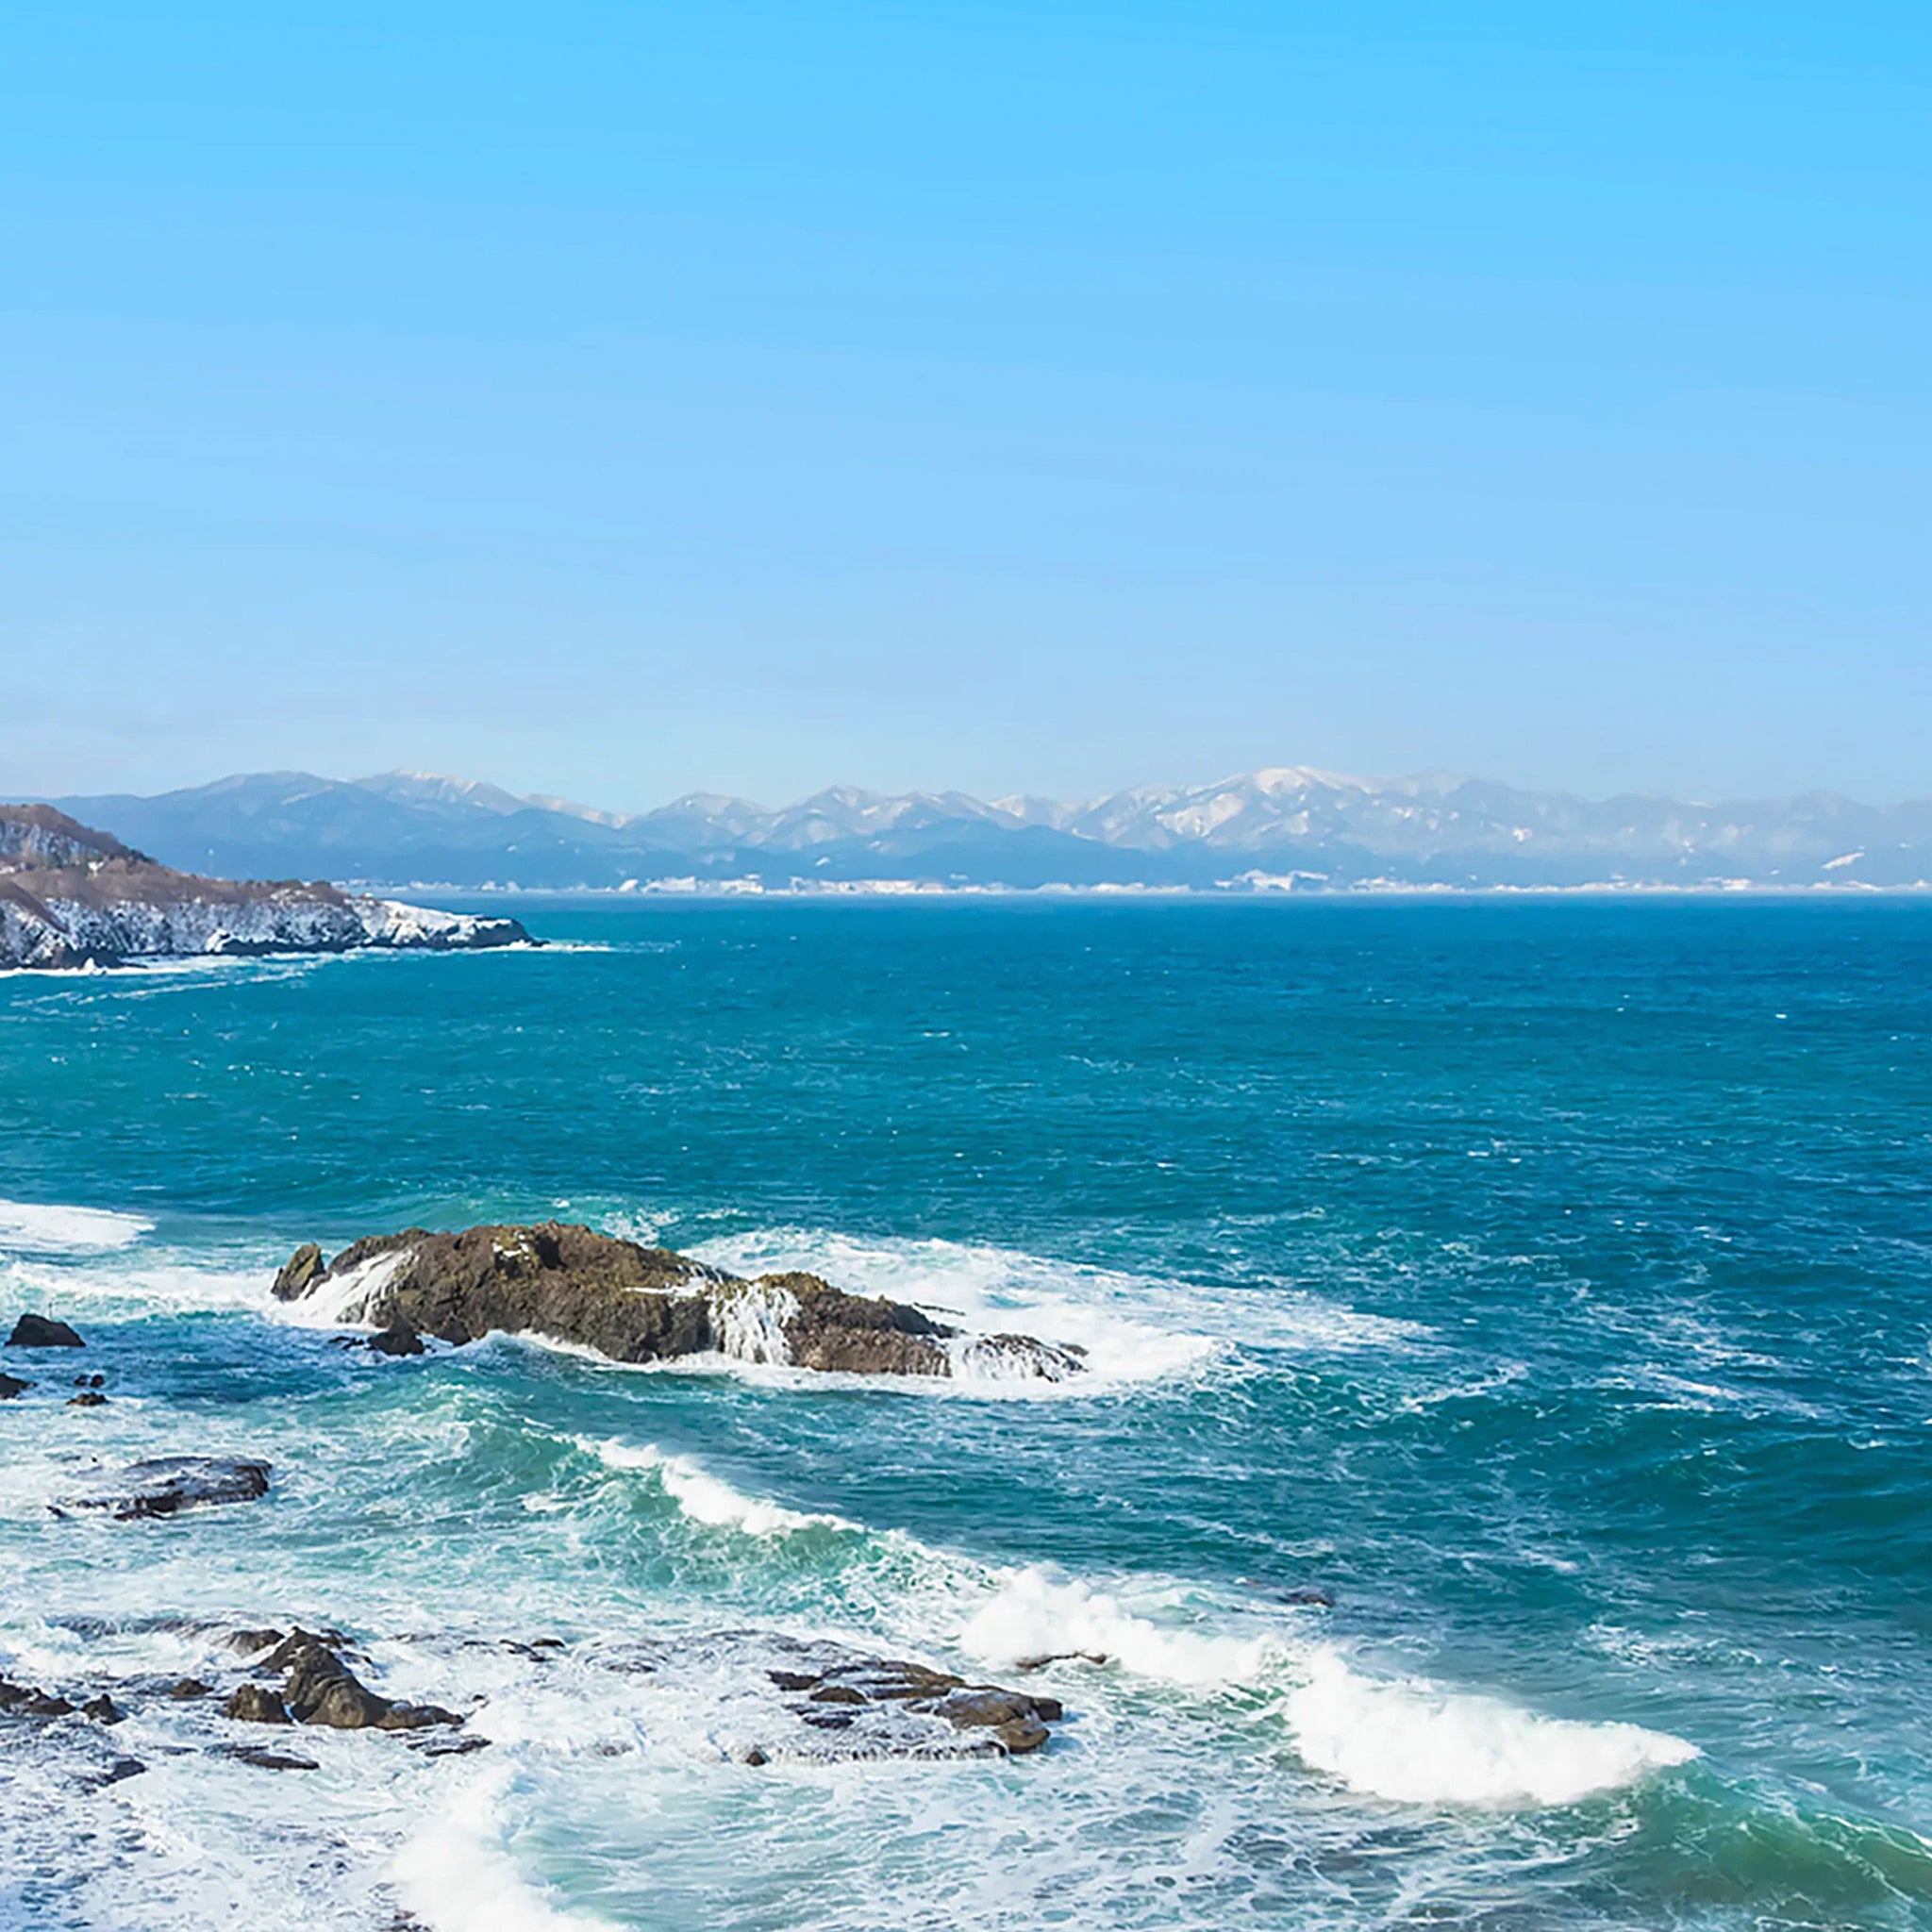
[
  {"left": 57, "top": 1456, "right": 272, "bottom": 1521},
  {"left": 274, "top": 1222, "right": 1083, "bottom": 1381},
  {"left": 8, "top": 1312, "right": 85, "bottom": 1348}
]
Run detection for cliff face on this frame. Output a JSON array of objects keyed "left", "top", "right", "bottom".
[{"left": 0, "top": 805, "right": 531, "bottom": 968}]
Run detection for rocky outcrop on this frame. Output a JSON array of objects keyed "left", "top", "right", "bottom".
[
  {"left": 230, "top": 1631, "right": 463, "bottom": 1733},
  {"left": 621, "top": 1632, "right": 1066, "bottom": 1761},
  {"left": 0, "top": 1373, "right": 28, "bottom": 1398},
  {"left": 274, "top": 1221, "right": 1085, "bottom": 1382},
  {"left": 763, "top": 1650, "right": 1059, "bottom": 1756},
  {"left": 57, "top": 1456, "right": 272, "bottom": 1521},
  {"left": 7, "top": 1313, "right": 84, "bottom": 1347},
  {"left": 0, "top": 1677, "right": 125, "bottom": 1724},
  {"left": 0, "top": 805, "right": 532, "bottom": 969}
]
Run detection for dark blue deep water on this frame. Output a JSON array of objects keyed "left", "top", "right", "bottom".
[{"left": 3, "top": 900, "right": 1929, "bottom": 1930}]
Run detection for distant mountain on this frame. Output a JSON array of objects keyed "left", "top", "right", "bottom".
[{"left": 42, "top": 767, "right": 1932, "bottom": 891}]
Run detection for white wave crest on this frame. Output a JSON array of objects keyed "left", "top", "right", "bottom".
[
  {"left": 959, "top": 1568, "right": 1277, "bottom": 1688},
  {"left": 576, "top": 1437, "right": 852, "bottom": 1538},
  {"left": 1282, "top": 1650, "right": 1699, "bottom": 1807},
  {"left": 0, "top": 1197, "right": 153, "bottom": 1255}
]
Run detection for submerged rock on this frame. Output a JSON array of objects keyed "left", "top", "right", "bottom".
[
  {"left": 223, "top": 1743, "right": 319, "bottom": 1772},
  {"left": 274, "top": 1222, "right": 1084, "bottom": 1383},
  {"left": 0, "top": 1678, "right": 77, "bottom": 1719},
  {"left": 66, "top": 1391, "right": 108, "bottom": 1408},
  {"left": 0, "top": 1373, "right": 28, "bottom": 1399},
  {"left": 58, "top": 1456, "right": 272, "bottom": 1521},
  {"left": 642, "top": 1632, "right": 1067, "bottom": 1761},
  {"left": 8, "top": 1312, "right": 84, "bottom": 1348},
  {"left": 366, "top": 1324, "right": 425, "bottom": 1357}
]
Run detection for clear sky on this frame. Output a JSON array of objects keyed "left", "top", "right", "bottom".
[{"left": 2, "top": 1, "right": 1926, "bottom": 810}]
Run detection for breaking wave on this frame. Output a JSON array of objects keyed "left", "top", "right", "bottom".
[
  {"left": 575, "top": 1437, "right": 854, "bottom": 1538},
  {"left": 0, "top": 1196, "right": 154, "bottom": 1256},
  {"left": 1281, "top": 1651, "right": 1700, "bottom": 1807}
]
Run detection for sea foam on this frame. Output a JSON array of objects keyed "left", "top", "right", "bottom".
[
  {"left": 394, "top": 1764, "right": 618, "bottom": 1932},
  {"left": 958, "top": 1567, "right": 1277, "bottom": 1687},
  {"left": 1282, "top": 1650, "right": 1699, "bottom": 1807},
  {"left": 0, "top": 1196, "right": 154, "bottom": 1255}
]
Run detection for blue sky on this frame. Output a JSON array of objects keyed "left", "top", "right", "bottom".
[{"left": 2, "top": 1, "right": 1926, "bottom": 808}]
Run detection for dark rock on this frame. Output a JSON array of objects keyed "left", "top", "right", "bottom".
[
  {"left": 91, "top": 1757, "right": 148, "bottom": 1787},
  {"left": 62, "top": 1456, "right": 271, "bottom": 1520},
  {"left": 416, "top": 1733, "right": 491, "bottom": 1757},
  {"left": 8, "top": 1313, "right": 84, "bottom": 1348},
  {"left": 0, "top": 1678, "right": 77, "bottom": 1718},
  {"left": 168, "top": 1677, "right": 213, "bottom": 1699},
  {"left": 273, "top": 1243, "right": 326, "bottom": 1300},
  {"left": 225, "top": 1744, "right": 319, "bottom": 1771},
  {"left": 935, "top": 1689, "right": 1038, "bottom": 1729},
  {"left": 993, "top": 1715, "right": 1051, "bottom": 1754},
  {"left": 735, "top": 1640, "right": 1064, "bottom": 1758},
  {"left": 257, "top": 1627, "right": 343, "bottom": 1673},
  {"left": 1279, "top": 1586, "right": 1336, "bottom": 1607},
  {"left": 81, "top": 1694, "right": 123, "bottom": 1724},
  {"left": 74, "top": 1373, "right": 106, "bottom": 1389},
  {"left": 1014, "top": 1651, "right": 1109, "bottom": 1672},
  {"left": 277, "top": 1634, "right": 461, "bottom": 1731},
  {"left": 366, "top": 1324, "right": 425, "bottom": 1357},
  {"left": 225, "top": 1683, "right": 291, "bottom": 1724},
  {"left": 66, "top": 1391, "right": 108, "bottom": 1407},
  {"left": 0, "top": 1373, "right": 28, "bottom": 1398},
  {"left": 229, "top": 1627, "right": 285, "bottom": 1656},
  {"left": 273, "top": 1222, "right": 1083, "bottom": 1383}
]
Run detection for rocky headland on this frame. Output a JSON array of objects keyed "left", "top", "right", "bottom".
[
  {"left": 0, "top": 804, "right": 530, "bottom": 969},
  {"left": 275, "top": 1220, "right": 1086, "bottom": 1381}
]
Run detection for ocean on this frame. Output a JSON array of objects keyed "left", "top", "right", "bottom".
[{"left": 3, "top": 897, "right": 1929, "bottom": 1930}]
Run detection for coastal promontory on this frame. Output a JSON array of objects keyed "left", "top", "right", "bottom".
[{"left": 0, "top": 804, "right": 529, "bottom": 969}]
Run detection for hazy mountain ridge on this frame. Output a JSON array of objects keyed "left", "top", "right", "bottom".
[{"left": 42, "top": 768, "right": 1932, "bottom": 891}]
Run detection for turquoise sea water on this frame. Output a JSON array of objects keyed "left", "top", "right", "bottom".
[{"left": 3, "top": 899, "right": 1930, "bottom": 1930}]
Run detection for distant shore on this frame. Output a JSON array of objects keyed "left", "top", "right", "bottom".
[{"left": 358, "top": 877, "right": 1932, "bottom": 902}]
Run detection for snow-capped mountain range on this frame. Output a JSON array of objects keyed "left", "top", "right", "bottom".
[{"left": 42, "top": 768, "right": 1932, "bottom": 891}]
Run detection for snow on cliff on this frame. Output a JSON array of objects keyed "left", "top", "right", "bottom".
[{"left": 0, "top": 805, "right": 529, "bottom": 970}]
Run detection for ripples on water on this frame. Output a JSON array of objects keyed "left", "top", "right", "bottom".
[{"left": 2, "top": 900, "right": 1929, "bottom": 1930}]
